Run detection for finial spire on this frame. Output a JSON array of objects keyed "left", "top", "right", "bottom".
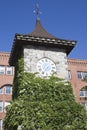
[{"left": 34, "top": 4, "right": 42, "bottom": 19}]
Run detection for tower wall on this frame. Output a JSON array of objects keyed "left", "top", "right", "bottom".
[{"left": 24, "top": 45, "right": 68, "bottom": 79}]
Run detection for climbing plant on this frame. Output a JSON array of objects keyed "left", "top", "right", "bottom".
[{"left": 3, "top": 58, "right": 87, "bottom": 130}]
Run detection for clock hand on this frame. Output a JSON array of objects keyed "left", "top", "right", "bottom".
[{"left": 44, "top": 65, "right": 51, "bottom": 72}]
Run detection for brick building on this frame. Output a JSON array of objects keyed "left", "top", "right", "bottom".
[
  {"left": 0, "top": 52, "right": 14, "bottom": 130},
  {"left": 68, "top": 58, "right": 87, "bottom": 107}
]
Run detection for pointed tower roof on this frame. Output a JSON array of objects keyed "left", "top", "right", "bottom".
[
  {"left": 29, "top": 19, "right": 57, "bottom": 39},
  {"left": 9, "top": 19, "right": 76, "bottom": 66}
]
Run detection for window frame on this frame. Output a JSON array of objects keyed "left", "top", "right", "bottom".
[
  {"left": 0, "top": 101, "right": 3, "bottom": 112},
  {"left": 0, "top": 66, "right": 5, "bottom": 75},
  {"left": 80, "top": 86, "right": 87, "bottom": 98},
  {"left": 83, "top": 72, "right": 87, "bottom": 79},
  {"left": 68, "top": 70, "right": 71, "bottom": 80},
  {"left": 5, "top": 85, "right": 12, "bottom": 94},
  {"left": 6, "top": 66, "right": 12, "bottom": 75},
  {"left": 77, "top": 71, "right": 83, "bottom": 80},
  {"left": 0, "top": 88, "right": 3, "bottom": 94},
  {"left": 0, "top": 119, "right": 2, "bottom": 130},
  {"left": 80, "top": 90, "right": 85, "bottom": 97},
  {"left": 4, "top": 101, "right": 10, "bottom": 112},
  {"left": 77, "top": 71, "right": 87, "bottom": 80}
]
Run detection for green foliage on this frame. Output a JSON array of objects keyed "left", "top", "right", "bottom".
[
  {"left": 4, "top": 73, "right": 87, "bottom": 130},
  {"left": 3, "top": 58, "right": 87, "bottom": 130},
  {"left": 83, "top": 78, "right": 87, "bottom": 82},
  {"left": 12, "top": 57, "right": 24, "bottom": 99}
]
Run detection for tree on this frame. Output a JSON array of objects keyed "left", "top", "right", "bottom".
[{"left": 3, "top": 72, "right": 87, "bottom": 130}]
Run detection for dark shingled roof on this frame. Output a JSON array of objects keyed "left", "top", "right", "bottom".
[
  {"left": 28, "top": 19, "right": 57, "bottom": 39},
  {"left": 9, "top": 19, "right": 77, "bottom": 66}
]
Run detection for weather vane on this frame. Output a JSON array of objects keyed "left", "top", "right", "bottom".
[{"left": 33, "top": 4, "right": 42, "bottom": 19}]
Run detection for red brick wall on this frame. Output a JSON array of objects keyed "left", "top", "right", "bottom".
[
  {"left": 68, "top": 58, "right": 87, "bottom": 103},
  {"left": 0, "top": 52, "right": 14, "bottom": 130}
]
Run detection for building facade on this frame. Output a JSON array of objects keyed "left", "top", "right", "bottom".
[
  {"left": 0, "top": 52, "right": 14, "bottom": 130},
  {"left": 68, "top": 58, "right": 87, "bottom": 107}
]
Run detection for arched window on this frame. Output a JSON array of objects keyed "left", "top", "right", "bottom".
[
  {"left": 80, "top": 86, "right": 87, "bottom": 99},
  {"left": 0, "top": 84, "right": 12, "bottom": 94}
]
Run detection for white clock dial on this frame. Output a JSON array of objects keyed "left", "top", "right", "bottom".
[{"left": 37, "top": 58, "right": 56, "bottom": 77}]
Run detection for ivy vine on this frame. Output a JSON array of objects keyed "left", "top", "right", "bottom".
[{"left": 3, "top": 58, "right": 87, "bottom": 130}]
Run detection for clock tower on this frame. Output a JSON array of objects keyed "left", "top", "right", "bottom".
[{"left": 9, "top": 18, "right": 76, "bottom": 79}]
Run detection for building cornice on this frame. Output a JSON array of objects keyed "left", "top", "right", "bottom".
[{"left": 68, "top": 58, "right": 87, "bottom": 65}]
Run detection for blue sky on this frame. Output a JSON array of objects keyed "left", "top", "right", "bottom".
[{"left": 0, "top": 0, "right": 87, "bottom": 59}]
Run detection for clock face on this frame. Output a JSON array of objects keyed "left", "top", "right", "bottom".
[{"left": 37, "top": 58, "right": 56, "bottom": 77}]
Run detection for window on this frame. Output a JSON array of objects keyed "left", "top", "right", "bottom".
[
  {"left": 4, "top": 101, "right": 10, "bottom": 112},
  {"left": 5, "top": 86, "right": 12, "bottom": 94},
  {"left": 77, "top": 71, "right": 87, "bottom": 80},
  {"left": 0, "top": 120, "right": 2, "bottom": 130},
  {"left": 77, "top": 71, "right": 82, "bottom": 79},
  {"left": 85, "top": 90, "right": 87, "bottom": 96},
  {"left": 68, "top": 70, "right": 71, "bottom": 79},
  {"left": 0, "top": 102, "right": 3, "bottom": 112},
  {"left": 6, "top": 66, "right": 12, "bottom": 75},
  {"left": 83, "top": 72, "right": 87, "bottom": 79},
  {"left": 80, "top": 86, "right": 87, "bottom": 98},
  {"left": 80, "top": 91, "right": 85, "bottom": 97},
  {"left": 0, "top": 88, "right": 3, "bottom": 94},
  {"left": 80, "top": 90, "right": 87, "bottom": 97},
  {"left": 0, "top": 66, "right": 5, "bottom": 74}
]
